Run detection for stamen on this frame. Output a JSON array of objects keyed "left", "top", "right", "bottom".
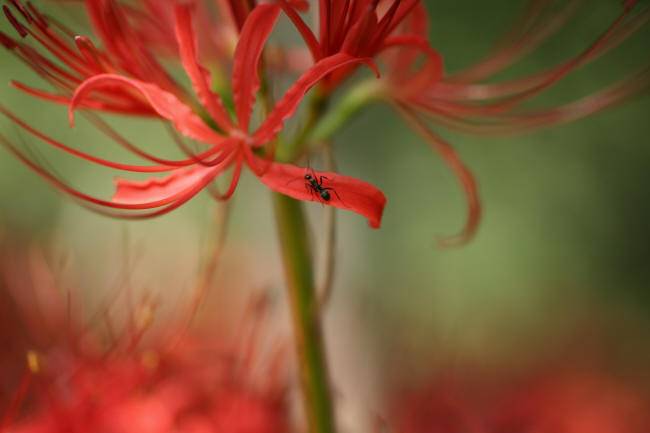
[
  {"left": 26, "top": 349, "right": 41, "bottom": 373},
  {"left": 623, "top": 0, "right": 639, "bottom": 10},
  {"left": 3, "top": 6, "right": 28, "bottom": 37},
  {"left": 0, "top": 30, "right": 17, "bottom": 48},
  {"left": 9, "top": 0, "right": 32, "bottom": 23},
  {"left": 395, "top": 103, "right": 481, "bottom": 248},
  {"left": 26, "top": 2, "right": 47, "bottom": 28}
]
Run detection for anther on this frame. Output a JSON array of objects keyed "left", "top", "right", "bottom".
[
  {"left": 26, "top": 350, "right": 40, "bottom": 373},
  {"left": 9, "top": 0, "right": 32, "bottom": 23}
]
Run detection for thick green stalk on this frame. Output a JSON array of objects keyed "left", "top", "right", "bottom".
[{"left": 273, "top": 193, "right": 336, "bottom": 433}]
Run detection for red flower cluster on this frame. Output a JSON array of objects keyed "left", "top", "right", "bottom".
[
  {"left": 0, "top": 242, "right": 289, "bottom": 433},
  {"left": 0, "top": 0, "right": 647, "bottom": 237},
  {"left": 4, "top": 346, "right": 288, "bottom": 433},
  {"left": 0, "top": 0, "right": 386, "bottom": 228},
  {"left": 375, "top": 0, "right": 648, "bottom": 245},
  {"left": 391, "top": 369, "right": 650, "bottom": 433}
]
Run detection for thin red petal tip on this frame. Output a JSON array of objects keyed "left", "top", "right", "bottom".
[
  {"left": 434, "top": 230, "right": 477, "bottom": 250},
  {"left": 3, "top": 5, "right": 28, "bottom": 37},
  {"left": 364, "top": 57, "right": 381, "bottom": 78},
  {"left": 68, "top": 103, "right": 77, "bottom": 127},
  {"left": 0, "top": 31, "right": 16, "bottom": 48},
  {"left": 288, "top": 0, "right": 310, "bottom": 12},
  {"left": 434, "top": 189, "right": 481, "bottom": 249},
  {"left": 622, "top": 0, "right": 639, "bottom": 10},
  {"left": 8, "top": 0, "right": 32, "bottom": 23},
  {"left": 25, "top": 2, "right": 46, "bottom": 28}
]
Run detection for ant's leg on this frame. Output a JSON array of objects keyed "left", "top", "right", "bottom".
[
  {"left": 323, "top": 187, "right": 344, "bottom": 204},
  {"left": 305, "top": 183, "right": 316, "bottom": 201}
]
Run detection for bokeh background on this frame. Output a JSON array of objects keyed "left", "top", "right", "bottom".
[{"left": 1, "top": 0, "right": 649, "bottom": 426}]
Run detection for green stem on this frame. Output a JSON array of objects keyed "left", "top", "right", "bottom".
[
  {"left": 277, "top": 89, "right": 328, "bottom": 162},
  {"left": 308, "top": 80, "right": 380, "bottom": 145},
  {"left": 273, "top": 193, "right": 336, "bottom": 433}
]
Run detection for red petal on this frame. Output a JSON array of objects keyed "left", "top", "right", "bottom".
[
  {"left": 253, "top": 156, "right": 386, "bottom": 228},
  {"left": 275, "top": 0, "right": 321, "bottom": 61},
  {"left": 209, "top": 152, "right": 244, "bottom": 200},
  {"left": 395, "top": 104, "right": 481, "bottom": 247},
  {"left": 112, "top": 162, "right": 231, "bottom": 205},
  {"left": 70, "top": 74, "right": 227, "bottom": 146},
  {"left": 286, "top": 0, "right": 309, "bottom": 12},
  {"left": 232, "top": 4, "right": 281, "bottom": 132},
  {"left": 341, "top": 7, "right": 377, "bottom": 55},
  {"left": 11, "top": 81, "right": 155, "bottom": 115},
  {"left": 0, "top": 104, "right": 173, "bottom": 173},
  {"left": 382, "top": 35, "right": 444, "bottom": 95},
  {"left": 327, "top": 0, "right": 351, "bottom": 51},
  {"left": 381, "top": 0, "right": 421, "bottom": 41},
  {"left": 174, "top": 5, "right": 234, "bottom": 133},
  {"left": 0, "top": 131, "right": 221, "bottom": 212},
  {"left": 253, "top": 53, "right": 379, "bottom": 145}
]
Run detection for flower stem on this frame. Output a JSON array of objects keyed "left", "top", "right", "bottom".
[
  {"left": 309, "top": 80, "right": 379, "bottom": 143},
  {"left": 273, "top": 193, "right": 336, "bottom": 433},
  {"left": 277, "top": 88, "right": 328, "bottom": 162}
]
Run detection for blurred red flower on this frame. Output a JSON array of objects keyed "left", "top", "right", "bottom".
[
  {"left": 390, "top": 368, "right": 650, "bottom": 433},
  {"left": 0, "top": 241, "right": 290, "bottom": 433},
  {"left": 378, "top": 0, "right": 649, "bottom": 245}
]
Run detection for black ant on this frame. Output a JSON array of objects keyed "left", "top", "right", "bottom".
[{"left": 304, "top": 172, "right": 342, "bottom": 204}]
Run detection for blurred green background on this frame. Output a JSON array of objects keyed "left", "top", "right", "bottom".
[{"left": 1, "top": 0, "right": 649, "bottom": 389}]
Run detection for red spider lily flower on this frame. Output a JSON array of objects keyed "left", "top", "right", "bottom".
[
  {"left": 0, "top": 2, "right": 387, "bottom": 228},
  {"left": 62, "top": 0, "right": 240, "bottom": 62},
  {"left": 390, "top": 369, "right": 650, "bottom": 433},
  {"left": 493, "top": 372, "right": 650, "bottom": 433},
  {"left": 3, "top": 338, "right": 289, "bottom": 433},
  {"left": 0, "top": 0, "right": 190, "bottom": 112},
  {"left": 278, "top": 0, "right": 427, "bottom": 90},
  {"left": 0, "top": 243, "right": 290, "bottom": 433},
  {"left": 375, "top": 0, "right": 649, "bottom": 246}
]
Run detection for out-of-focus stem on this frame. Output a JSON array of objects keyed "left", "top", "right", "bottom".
[
  {"left": 277, "top": 87, "right": 328, "bottom": 162},
  {"left": 273, "top": 193, "right": 336, "bottom": 433},
  {"left": 318, "top": 142, "right": 337, "bottom": 309},
  {"left": 308, "top": 80, "right": 379, "bottom": 145}
]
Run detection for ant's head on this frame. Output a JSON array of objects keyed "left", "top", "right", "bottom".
[{"left": 304, "top": 174, "right": 313, "bottom": 180}]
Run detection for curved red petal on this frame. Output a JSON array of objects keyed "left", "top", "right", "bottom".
[
  {"left": 0, "top": 131, "right": 220, "bottom": 211},
  {"left": 253, "top": 53, "right": 379, "bottom": 145},
  {"left": 286, "top": 0, "right": 309, "bottom": 12},
  {"left": 209, "top": 152, "right": 244, "bottom": 200},
  {"left": 0, "top": 104, "right": 174, "bottom": 173},
  {"left": 69, "top": 74, "right": 227, "bottom": 146},
  {"left": 396, "top": 104, "right": 481, "bottom": 247},
  {"left": 11, "top": 81, "right": 155, "bottom": 115},
  {"left": 275, "top": 0, "right": 322, "bottom": 61},
  {"left": 174, "top": 5, "right": 234, "bottom": 133},
  {"left": 253, "top": 156, "right": 386, "bottom": 228},
  {"left": 112, "top": 160, "right": 233, "bottom": 205},
  {"left": 341, "top": 7, "right": 378, "bottom": 55},
  {"left": 232, "top": 4, "right": 281, "bottom": 132},
  {"left": 382, "top": 35, "right": 444, "bottom": 96}
]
